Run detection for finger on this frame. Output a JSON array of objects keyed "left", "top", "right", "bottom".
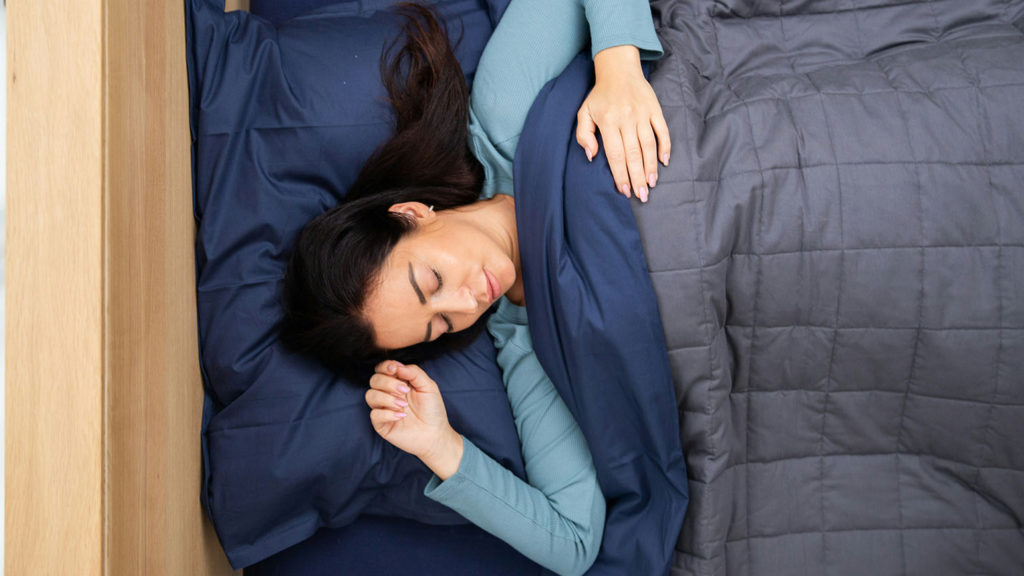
[
  {"left": 575, "top": 107, "right": 599, "bottom": 162},
  {"left": 393, "top": 363, "right": 435, "bottom": 392},
  {"left": 638, "top": 122, "right": 659, "bottom": 191},
  {"left": 370, "top": 408, "right": 406, "bottom": 430},
  {"left": 651, "top": 111, "right": 671, "bottom": 166},
  {"left": 375, "top": 360, "right": 400, "bottom": 375},
  {"left": 365, "top": 389, "right": 409, "bottom": 411},
  {"left": 369, "top": 373, "right": 411, "bottom": 395},
  {"left": 622, "top": 127, "right": 649, "bottom": 203},
  {"left": 600, "top": 130, "right": 631, "bottom": 198}
]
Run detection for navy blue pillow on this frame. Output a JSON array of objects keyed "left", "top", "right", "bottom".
[
  {"left": 250, "top": 0, "right": 509, "bottom": 28},
  {"left": 186, "top": 0, "right": 522, "bottom": 568}
]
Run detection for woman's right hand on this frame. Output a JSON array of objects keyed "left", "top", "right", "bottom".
[
  {"left": 366, "top": 361, "right": 465, "bottom": 479},
  {"left": 576, "top": 44, "right": 671, "bottom": 203}
]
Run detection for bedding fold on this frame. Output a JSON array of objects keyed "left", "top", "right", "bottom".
[{"left": 515, "top": 54, "right": 689, "bottom": 576}]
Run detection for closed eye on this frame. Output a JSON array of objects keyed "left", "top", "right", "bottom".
[
  {"left": 431, "top": 268, "right": 453, "bottom": 336},
  {"left": 432, "top": 268, "right": 444, "bottom": 293}
]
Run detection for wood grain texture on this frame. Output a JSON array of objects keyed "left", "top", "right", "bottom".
[
  {"left": 7, "top": 1, "right": 105, "bottom": 575},
  {"left": 8, "top": 0, "right": 237, "bottom": 573},
  {"left": 105, "top": 0, "right": 237, "bottom": 574}
]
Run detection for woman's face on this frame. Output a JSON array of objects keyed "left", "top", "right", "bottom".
[{"left": 362, "top": 201, "right": 517, "bottom": 350}]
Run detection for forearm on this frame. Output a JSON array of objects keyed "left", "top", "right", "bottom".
[
  {"left": 419, "top": 383, "right": 604, "bottom": 575},
  {"left": 424, "top": 436, "right": 604, "bottom": 576},
  {"left": 470, "top": 0, "right": 662, "bottom": 165},
  {"left": 367, "top": 354, "right": 601, "bottom": 575}
]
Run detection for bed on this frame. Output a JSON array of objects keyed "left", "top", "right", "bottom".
[{"left": 187, "top": 0, "right": 1024, "bottom": 574}]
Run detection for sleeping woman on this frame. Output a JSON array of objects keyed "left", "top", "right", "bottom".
[{"left": 280, "top": 1, "right": 669, "bottom": 574}]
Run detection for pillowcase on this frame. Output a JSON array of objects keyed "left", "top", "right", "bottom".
[
  {"left": 250, "top": 0, "right": 509, "bottom": 27},
  {"left": 186, "top": 0, "right": 522, "bottom": 568}
]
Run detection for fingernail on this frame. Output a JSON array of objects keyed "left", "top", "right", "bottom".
[
  {"left": 398, "top": 384, "right": 410, "bottom": 394},
  {"left": 395, "top": 399, "right": 408, "bottom": 408},
  {"left": 648, "top": 173, "right": 656, "bottom": 188},
  {"left": 619, "top": 183, "right": 630, "bottom": 197},
  {"left": 661, "top": 153, "right": 670, "bottom": 166},
  {"left": 586, "top": 149, "right": 593, "bottom": 162},
  {"left": 638, "top": 187, "right": 649, "bottom": 203},
  {"left": 395, "top": 412, "right": 407, "bottom": 419}
]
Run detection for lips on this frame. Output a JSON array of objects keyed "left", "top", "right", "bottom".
[{"left": 484, "top": 268, "right": 500, "bottom": 303}]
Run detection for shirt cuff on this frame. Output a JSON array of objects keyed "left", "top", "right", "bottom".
[
  {"left": 423, "top": 435, "right": 485, "bottom": 502},
  {"left": 585, "top": 0, "right": 664, "bottom": 60}
]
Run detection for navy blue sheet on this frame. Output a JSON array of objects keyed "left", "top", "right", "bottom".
[
  {"left": 245, "top": 515, "right": 544, "bottom": 576},
  {"left": 514, "top": 54, "right": 689, "bottom": 575}
]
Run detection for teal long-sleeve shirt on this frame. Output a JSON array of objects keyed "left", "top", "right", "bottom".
[{"left": 421, "top": 2, "right": 663, "bottom": 575}]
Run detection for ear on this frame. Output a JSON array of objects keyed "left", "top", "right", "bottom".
[{"left": 388, "top": 201, "right": 436, "bottom": 223}]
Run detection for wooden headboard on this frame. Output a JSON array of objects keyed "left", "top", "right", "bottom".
[{"left": 7, "top": 1, "right": 237, "bottom": 573}]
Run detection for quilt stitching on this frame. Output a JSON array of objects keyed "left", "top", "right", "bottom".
[
  {"left": 720, "top": 324, "right": 1024, "bottom": 335},
  {"left": 686, "top": 159, "right": 1024, "bottom": 186},
  {"left": 723, "top": 524, "right": 1024, "bottom": 544},
  {"left": 850, "top": 2, "right": 869, "bottom": 60},
  {"left": 709, "top": 0, "right": 958, "bottom": 21},
  {"left": 777, "top": 1, "right": 801, "bottom": 79},
  {"left": 873, "top": 52, "right": 925, "bottom": 576},
  {"left": 654, "top": 243, "right": 1017, "bottom": 275},
  {"left": 699, "top": 80, "right": 1024, "bottom": 124},
  {"left": 926, "top": 0, "right": 944, "bottom": 40},
  {"left": 713, "top": 451, "right": 1024, "bottom": 478},
  {"left": 803, "top": 68, "right": 843, "bottom": 562},
  {"left": 725, "top": 243, "right": 1024, "bottom": 257},
  {"left": 951, "top": 38, "right": 1002, "bottom": 568},
  {"left": 709, "top": 13, "right": 747, "bottom": 567},
  {"left": 726, "top": 72, "right": 775, "bottom": 569},
  {"left": 718, "top": 382, "right": 1024, "bottom": 406},
  {"left": 650, "top": 3, "right": 1024, "bottom": 572},
  {"left": 670, "top": 40, "right": 723, "bottom": 563}
]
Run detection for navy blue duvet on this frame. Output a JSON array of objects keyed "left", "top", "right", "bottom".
[{"left": 515, "top": 55, "right": 689, "bottom": 575}]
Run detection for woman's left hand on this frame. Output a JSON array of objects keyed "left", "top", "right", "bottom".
[
  {"left": 576, "top": 45, "right": 671, "bottom": 203},
  {"left": 365, "top": 361, "right": 465, "bottom": 480}
]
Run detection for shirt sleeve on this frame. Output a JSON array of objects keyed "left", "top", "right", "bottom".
[
  {"left": 469, "top": 0, "right": 663, "bottom": 198},
  {"left": 424, "top": 299, "right": 606, "bottom": 576}
]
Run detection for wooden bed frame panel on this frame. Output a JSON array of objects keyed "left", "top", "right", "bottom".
[
  {"left": 8, "top": 1, "right": 237, "bottom": 574},
  {"left": 7, "top": 1, "right": 105, "bottom": 573}
]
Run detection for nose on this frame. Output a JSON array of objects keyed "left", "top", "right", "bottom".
[{"left": 437, "top": 285, "right": 480, "bottom": 314}]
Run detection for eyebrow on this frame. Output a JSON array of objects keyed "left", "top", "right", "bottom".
[
  {"left": 408, "top": 262, "right": 426, "bottom": 305},
  {"left": 408, "top": 262, "right": 431, "bottom": 343}
]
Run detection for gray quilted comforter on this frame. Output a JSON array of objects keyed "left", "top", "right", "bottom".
[{"left": 635, "top": 1, "right": 1024, "bottom": 574}]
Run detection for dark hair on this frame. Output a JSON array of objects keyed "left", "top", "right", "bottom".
[{"left": 280, "top": 2, "right": 489, "bottom": 378}]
